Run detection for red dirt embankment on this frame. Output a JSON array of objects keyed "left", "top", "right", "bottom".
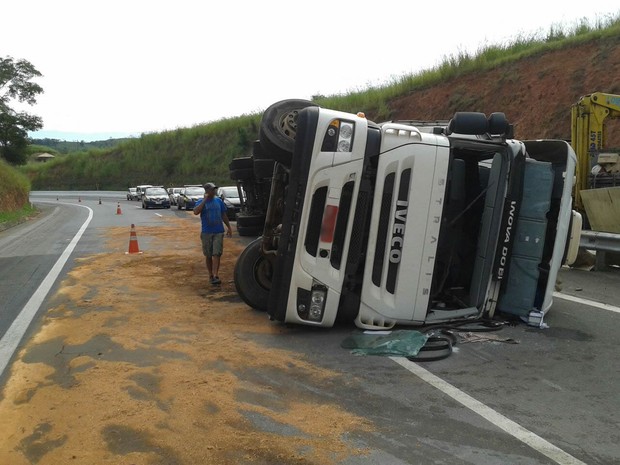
[{"left": 388, "top": 37, "right": 620, "bottom": 145}]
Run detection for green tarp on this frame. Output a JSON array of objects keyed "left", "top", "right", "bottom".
[{"left": 341, "top": 330, "right": 428, "bottom": 356}]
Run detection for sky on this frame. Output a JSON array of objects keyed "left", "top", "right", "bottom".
[{"left": 2, "top": 1, "right": 619, "bottom": 141}]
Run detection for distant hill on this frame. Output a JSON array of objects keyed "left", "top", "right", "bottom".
[
  {"left": 30, "top": 137, "right": 133, "bottom": 154},
  {"left": 29, "top": 130, "right": 137, "bottom": 143}
]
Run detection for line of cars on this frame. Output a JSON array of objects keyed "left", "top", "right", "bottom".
[
  {"left": 126, "top": 185, "right": 171, "bottom": 209},
  {"left": 126, "top": 184, "right": 243, "bottom": 219}
]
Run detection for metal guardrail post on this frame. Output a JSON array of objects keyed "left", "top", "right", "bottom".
[{"left": 579, "top": 230, "right": 620, "bottom": 271}]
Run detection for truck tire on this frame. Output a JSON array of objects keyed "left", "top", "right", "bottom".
[
  {"left": 252, "top": 140, "right": 271, "bottom": 159},
  {"left": 259, "top": 99, "right": 317, "bottom": 165},
  {"left": 236, "top": 224, "right": 264, "bottom": 237},
  {"left": 234, "top": 237, "right": 271, "bottom": 311},
  {"left": 254, "top": 158, "right": 275, "bottom": 179},
  {"left": 230, "top": 168, "right": 254, "bottom": 180},
  {"left": 236, "top": 213, "right": 265, "bottom": 228},
  {"left": 229, "top": 157, "right": 253, "bottom": 170}
]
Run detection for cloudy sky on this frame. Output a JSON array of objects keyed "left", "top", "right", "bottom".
[{"left": 2, "top": 1, "right": 619, "bottom": 141}]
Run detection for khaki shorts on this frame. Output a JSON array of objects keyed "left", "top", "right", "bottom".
[{"left": 201, "top": 232, "right": 224, "bottom": 257}]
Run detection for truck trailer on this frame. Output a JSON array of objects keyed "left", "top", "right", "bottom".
[{"left": 232, "top": 100, "right": 581, "bottom": 329}]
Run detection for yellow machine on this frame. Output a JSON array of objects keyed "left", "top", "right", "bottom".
[{"left": 571, "top": 92, "right": 620, "bottom": 214}]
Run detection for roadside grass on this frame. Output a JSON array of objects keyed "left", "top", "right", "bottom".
[
  {"left": 21, "top": 12, "right": 620, "bottom": 190},
  {"left": 1, "top": 158, "right": 31, "bottom": 212},
  {"left": 0, "top": 157, "right": 36, "bottom": 228},
  {"left": 0, "top": 203, "right": 38, "bottom": 228}
]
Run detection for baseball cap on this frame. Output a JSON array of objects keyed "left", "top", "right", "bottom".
[{"left": 203, "top": 182, "right": 217, "bottom": 190}]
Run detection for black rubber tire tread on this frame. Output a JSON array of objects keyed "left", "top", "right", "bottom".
[
  {"left": 230, "top": 168, "right": 255, "bottom": 180},
  {"left": 229, "top": 157, "right": 254, "bottom": 170},
  {"left": 236, "top": 224, "right": 264, "bottom": 237},
  {"left": 234, "top": 237, "right": 271, "bottom": 311},
  {"left": 252, "top": 140, "right": 272, "bottom": 160},
  {"left": 236, "top": 213, "right": 266, "bottom": 228},
  {"left": 259, "top": 99, "right": 317, "bottom": 165},
  {"left": 406, "top": 336, "right": 453, "bottom": 362},
  {"left": 448, "top": 112, "right": 488, "bottom": 135},
  {"left": 254, "top": 158, "right": 276, "bottom": 179}
]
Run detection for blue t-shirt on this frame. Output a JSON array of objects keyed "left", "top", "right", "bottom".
[{"left": 196, "top": 197, "right": 227, "bottom": 234}]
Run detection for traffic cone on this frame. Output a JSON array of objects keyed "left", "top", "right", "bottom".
[
  {"left": 126, "top": 224, "right": 142, "bottom": 254},
  {"left": 116, "top": 202, "right": 122, "bottom": 215}
]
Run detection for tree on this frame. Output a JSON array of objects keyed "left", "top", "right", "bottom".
[{"left": 0, "top": 56, "right": 43, "bottom": 165}]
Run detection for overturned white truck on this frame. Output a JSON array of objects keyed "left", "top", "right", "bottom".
[{"left": 232, "top": 100, "right": 581, "bottom": 329}]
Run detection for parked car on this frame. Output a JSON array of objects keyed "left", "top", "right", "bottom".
[
  {"left": 136, "top": 184, "right": 153, "bottom": 200},
  {"left": 142, "top": 186, "right": 171, "bottom": 209},
  {"left": 177, "top": 186, "right": 205, "bottom": 210},
  {"left": 167, "top": 187, "right": 183, "bottom": 205},
  {"left": 217, "top": 185, "right": 244, "bottom": 220},
  {"left": 127, "top": 187, "right": 139, "bottom": 201}
]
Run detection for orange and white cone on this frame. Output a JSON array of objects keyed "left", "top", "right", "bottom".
[
  {"left": 116, "top": 202, "right": 122, "bottom": 215},
  {"left": 126, "top": 224, "right": 142, "bottom": 254}
]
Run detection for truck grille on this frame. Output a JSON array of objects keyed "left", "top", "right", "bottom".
[
  {"left": 372, "top": 173, "right": 395, "bottom": 286},
  {"left": 371, "top": 169, "right": 412, "bottom": 293},
  {"left": 304, "top": 186, "right": 328, "bottom": 256},
  {"left": 330, "top": 181, "right": 355, "bottom": 269}
]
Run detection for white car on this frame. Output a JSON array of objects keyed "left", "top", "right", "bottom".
[
  {"left": 217, "top": 186, "right": 244, "bottom": 219},
  {"left": 167, "top": 187, "right": 183, "bottom": 205}
]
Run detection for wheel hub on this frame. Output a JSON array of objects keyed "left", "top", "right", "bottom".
[
  {"left": 254, "top": 257, "right": 273, "bottom": 290},
  {"left": 278, "top": 110, "right": 300, "bottom": 139}
]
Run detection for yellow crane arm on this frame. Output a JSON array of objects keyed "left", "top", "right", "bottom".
[{"left": 571, "top": 92, "right": 620, "bottom": 211}]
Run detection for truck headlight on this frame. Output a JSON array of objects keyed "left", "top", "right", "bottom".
[
  {"left": 308, "top": 284, "right": 327, "bottom": 322},
  {"left": 296, "top": 282, "right": 328, "bottom": 322},
  {"left": 321, "top": 119, "right": 355, "bottom": 153}
]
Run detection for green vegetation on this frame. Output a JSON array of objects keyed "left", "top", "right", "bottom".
[
  {"left": 21, "top": 13, "right": 620, "bottom": 190},
  {"left": 0, "top": 157, "right": 31, "bottom": 213},
  {"left": 0, "top": 202, "right": 37, "bottom": 227},
  {"left": 21, "top": 114, "right": 260, "bottom": 189},
  {"left": 0, "top": 56, "right": 43, "bottom": 165}
]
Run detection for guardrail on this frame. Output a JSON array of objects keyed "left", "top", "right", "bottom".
[{"left": 579, "top": 230, "right": 620, "bottom": 270}]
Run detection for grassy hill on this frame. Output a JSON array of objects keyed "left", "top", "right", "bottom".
[
  {"left": 20, "top": 15, "right": 620, "bottom": 190},
  {"left": 0, "top": 158, "right": 34, "bottom": 224}
]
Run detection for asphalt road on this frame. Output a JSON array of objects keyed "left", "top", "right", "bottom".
[
  {"left": 0, "top": 201, "right": 89, "bottom": 346},
  {"left": 1, "top": 191, "right": 619, "bottom": 464}
]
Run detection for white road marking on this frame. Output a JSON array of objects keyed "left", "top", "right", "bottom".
[
  {"left": 155, "top": 213, "right": 163, "bottom": 217},
  {"left": 0, "top": 203, "right": 93, "bottom": 377},
  {"left": 390, "top": 357, "right": 587, "bottom": 465},
  {"left": 553, "top": 291, "right": 620, "bottom": 314}
]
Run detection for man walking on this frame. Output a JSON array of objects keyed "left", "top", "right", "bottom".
[{"left": 193, "top": 182, "right": 233, "bottom": 285}]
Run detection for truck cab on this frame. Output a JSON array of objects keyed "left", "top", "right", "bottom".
[{"left": 232, "top": 101, "right": 580, "bottom": 329}]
